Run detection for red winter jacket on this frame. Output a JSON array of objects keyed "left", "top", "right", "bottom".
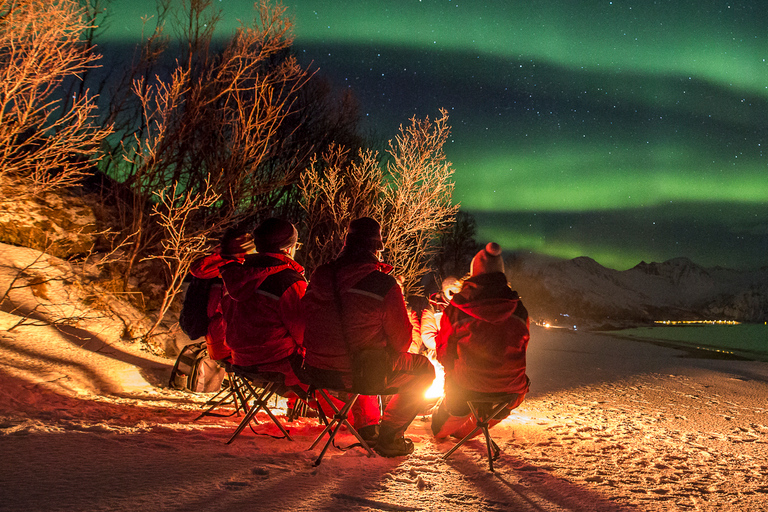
[
  {"left": 189, "top": 252, "right": 244, "bottom": 361},
  {"left": 302, "top": 249, "right": 412, "bottom": 372},
  {"left": 220, "top": 253, "right": 307, "bottom": 367},
  {"left": 420, "top": 291, "right": 450, "bottom": 353},
  {"left": 436, "top": 272, "right": 530, "bottom": 395}
]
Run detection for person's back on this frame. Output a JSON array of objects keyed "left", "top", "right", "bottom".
[
  {"left": 302, "top": 217, "right": 435, "bottom": 457},
  {"left": 220, "top": 218, "right": 307, "bottom": 390},
  {"left": 432, "top": 242, "right": 530, "bottom": 439},
  {"left": 189, "top": 229, "right": 255, "bottom": 362},
  {"left": 438, "top": 271, "right": 529, "bottom": 395},
  {"left": 303, "top": 249, "right": 411, "bottom": 372}
]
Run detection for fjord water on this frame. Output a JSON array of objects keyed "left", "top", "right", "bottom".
[{"left": 609, "top": 324, "right": 768, "bottom": 362}]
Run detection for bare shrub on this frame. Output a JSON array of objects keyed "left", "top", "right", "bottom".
[
  {"left": 141, "top": 178, "right": 220, "bottom": 339},
  {"left": 115, "top": 1, "right": 311, "bottom": 289},
  {"left": 300, "top": 110, "right": 459, "bottom": 294},
  {"left": 299, "top": 144, "right": 384, "bottom": 272},
  {"left": 0, "top": 0, "right": 112, "bottom": 201}
]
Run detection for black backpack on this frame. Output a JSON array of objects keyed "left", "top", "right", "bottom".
[
  {"left": 169, "top": 341, "right": 226, "bottom": 392},
  {"left": 178, "top": 276, "right": 218, "bottom": 340}
]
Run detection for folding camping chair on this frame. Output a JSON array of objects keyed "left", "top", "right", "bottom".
[
  {"left": 225, "top": 368, "right": 295, "bottom": 444},
  {"left": 442, "top": 394, "right": 519, "bottom": 472},
  {"left": 307, "top": 388, "right": 375, "bottom": 466}
]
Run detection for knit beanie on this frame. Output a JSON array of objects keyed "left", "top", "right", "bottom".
[
  {"left": 343, "top": 217, "right": 384, "bottom": 253},
  {"left": 470, "top": 242, "right": 504, "bottom": 276},
  {"left": 252, "top": 218, "right": 298, "bottom": 253}
]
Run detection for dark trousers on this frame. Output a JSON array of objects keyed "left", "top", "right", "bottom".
[
  {"left": 379, "top": 352, "right": 435, "bottom": 439},
  {"left": 301, "top": 352, "right": 435, "bottom": 437}
]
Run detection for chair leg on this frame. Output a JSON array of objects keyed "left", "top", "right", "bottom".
[
  {"left": 226, "top": 382, "right": 275, "bottom": 444},
  {"left": 442, "top": 425, "right": 482, "bottom": 460},
  {"left": 193, "top": 388, "right": 236, "bottom": 420},
  {"left": 309, "top": 390, "right": 374, "bottom": 466},
  {"left": 203, "top": 381, "right": 231, "bottom": 406},
  {"left": 230, "top": 375, "right": 251, "bottom": 415},
  {"left": 443, "top": 400, "right": 513, "bottom": 471},
  {"left": 226, "top": 379, "right": 294, "bottom": 444},
  {"left": 195, "top": 372, "right": 255, "bottom": 421}
]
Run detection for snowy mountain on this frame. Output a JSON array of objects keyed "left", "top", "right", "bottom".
[{"left": 506, "top": 252, "right": 768, "bottom": 329}]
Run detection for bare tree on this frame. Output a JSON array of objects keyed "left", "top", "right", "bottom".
[
  {"left": 114, "top": 1, "right": 310, "bottom": 287},
  {"left": 299, "top": 144, "right": 384, "bottom": 273},
  {"left": 300, "top": 110, "right": 459, "bottom": 293},
  {"left": 378, "top": 109, "right": 459, "bottom": 292},
  {"left": 141, "top": 178, "right": 220, "bottom": 339},
  {"left": 0, "top": 0, "right": 113, "bottom": 201}
]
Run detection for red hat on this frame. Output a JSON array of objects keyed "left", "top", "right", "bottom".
[{"left": 470, "top": 242, "right": 504, "bottom": 276}]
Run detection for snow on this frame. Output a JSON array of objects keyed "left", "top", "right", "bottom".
[{"left": 2, "top": 244, "right": 768, "bottom": 511}]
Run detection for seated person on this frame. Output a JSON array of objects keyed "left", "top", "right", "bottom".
[
  {"left": 189, "top": 228, "right": 255, "bottom": 363},
  {"left": 419, "top": 276, "right": 462, "bottom": 357},
  {"left": 431, "top": 242, "right": 530, "bottom": 440},
  {"left": 220, "top": 218, "right": 307, "bottom": 397},
  {"left": 302, "top": 217, "right": 435, "bottom": 456}
]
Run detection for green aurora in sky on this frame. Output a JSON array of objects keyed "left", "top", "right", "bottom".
[{"left": 103, "top": 0, "right": 768, "bottom": 270}]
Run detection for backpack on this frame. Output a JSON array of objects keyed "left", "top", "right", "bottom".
[
  {"left": 169, "top": 341, "right": 226, "bottom": 392},
  {"left": 178, "top": 276, "right": 218, "bottom": 340}
]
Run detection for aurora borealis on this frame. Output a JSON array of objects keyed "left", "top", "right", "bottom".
[{"left": 104, "top": 0, "right": 768, "bottom": 270}]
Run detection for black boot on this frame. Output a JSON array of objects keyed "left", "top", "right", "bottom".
[
  {"left": 358, "top": 424, "right": 379, "bottom": 448},
  {"left": 375, "top": 425, "right": 414, "bottom": 457}
]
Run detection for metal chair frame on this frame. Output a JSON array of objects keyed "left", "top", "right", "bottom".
[
  {"left": 194, "top": 371, "right": 250, "bottom": 421},
  {"left": 442, "top": 398, "right": 517, "bottom": 472},
  {"left": 307, "top": 388, "right": 375, "bottom": 466},
  {"left": 226, "top": 373, "right": 294, "bottom": 444}
]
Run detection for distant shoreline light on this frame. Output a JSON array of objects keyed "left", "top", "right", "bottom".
[{"left": 654, "top": 320, "right": 741, "bottom": 326}]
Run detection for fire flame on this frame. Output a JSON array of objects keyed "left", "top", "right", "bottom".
[{"left": 424, "top": 357, "right": 445, "bottom": 400}]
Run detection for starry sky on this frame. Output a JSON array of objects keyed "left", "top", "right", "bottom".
[{"left": 103, "top": 0, "right": 768, "bottom": 270}]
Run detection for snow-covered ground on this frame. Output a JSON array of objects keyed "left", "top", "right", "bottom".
[
  {"left": 2, "top": 242, "right": 768, "bottom": 511},
  {"left": 2, "top": 316, "right": 767, "bottom": 511}
]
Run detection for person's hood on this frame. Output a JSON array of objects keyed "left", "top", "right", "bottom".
[
  {"left": 189, "top": 252, "right": 242, "bottom": 279},
  {"left": 306, "top": 251, "right": 393, "bottom": 303},
  {"left": 450, "top": 272, "right": 520, "bottom": 324},
  {"left": 221, "top": 252, "right": 304, "bottom": 302}
]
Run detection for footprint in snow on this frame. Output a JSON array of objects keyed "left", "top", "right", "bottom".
[{"left": 220, "top": 480, "right": 250, "bottom": 490}]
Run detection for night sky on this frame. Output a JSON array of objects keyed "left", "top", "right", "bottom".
[{"left": 104, "top": 1, "right": 768, "bottom": 270}]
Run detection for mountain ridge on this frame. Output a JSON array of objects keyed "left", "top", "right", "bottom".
[{"left": 506, "top": 251, "right": 768, "bottom": 329}]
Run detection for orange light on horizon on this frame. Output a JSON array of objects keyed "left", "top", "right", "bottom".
[{"left": 654, "top": 320, "right": 741, "bottom": 325}]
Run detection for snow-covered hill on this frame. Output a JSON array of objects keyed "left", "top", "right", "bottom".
[{"left": 506, "top": 253, "right": 768, "bottom": 329}]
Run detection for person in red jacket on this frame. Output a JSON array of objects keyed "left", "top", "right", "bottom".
[
  {"left": 188, "top": 228, "right": 255, "bottom": 362},
  {"left": 302, "top": 217, "right": 435, "bottom": 457},
  {"left": 418, "top": 276, "right": 461, "bottom": 357},
  {"left": 220, "top": 218, "right": 307, "bottom": 393},
  {"left": 431, "top": 242, "right": 531, "bottom": 439}
]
